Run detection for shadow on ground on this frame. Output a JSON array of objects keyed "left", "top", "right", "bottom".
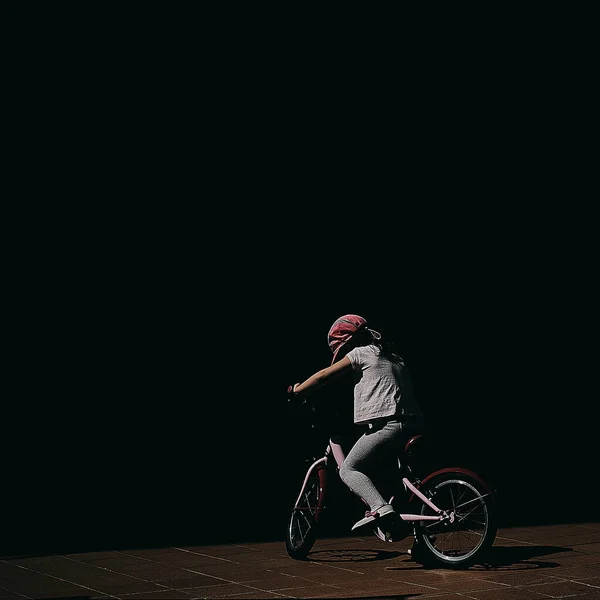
[
  {"left": 482, "top": 544, "right": 573, "bottom": 569},
  {"left": 307, "top": 548, "right": 405, "bottom": 563},
  {"left": 376, "top": 544, "right": 574, "bottom": 571}
]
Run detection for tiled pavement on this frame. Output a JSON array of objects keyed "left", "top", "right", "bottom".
[{"left": 1, "top": 522, "right": 599, "bottom": 599}]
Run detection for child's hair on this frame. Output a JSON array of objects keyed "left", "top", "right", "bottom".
[{"left": 352, "top": 327, "right": 405, "bottom": 366}]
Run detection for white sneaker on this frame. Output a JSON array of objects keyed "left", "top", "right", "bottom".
[{"left": 351, "top": 504, "right": 395, "bottom": 531}]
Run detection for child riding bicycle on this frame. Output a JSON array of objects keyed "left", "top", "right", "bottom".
[{"left": 289, "top": 314, "right": 427, "bottom": 534}]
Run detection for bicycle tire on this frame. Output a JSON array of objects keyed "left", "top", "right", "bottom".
[
  {"left": 285, "top": 465, "right": 327, "bottom": 560},
  {"left": 411, "top": 470, "right": 497, "bottom": 569}
]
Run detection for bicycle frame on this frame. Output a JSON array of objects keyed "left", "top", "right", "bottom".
[{"left": 293, "top": 438, "right": 491, "bottom": 526}]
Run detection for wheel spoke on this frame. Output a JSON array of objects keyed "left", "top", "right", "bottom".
[
  {"left": 455, "top": 494, "right": 490, "bottom": 510},
  {"left": 457, "top": 502, "right": 481, "bottom": 521}
]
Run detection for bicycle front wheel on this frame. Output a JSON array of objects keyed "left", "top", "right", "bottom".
[
  {"left": 285, "top": 465, "right": 327, "bottom": 560},
  {"left": 413, "top": 471, "right": 497, "bottom": 568}
]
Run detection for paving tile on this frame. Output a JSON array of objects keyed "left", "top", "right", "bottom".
[
  {"left": 147, "top": 550, "right": 222, "bottom": 559},
  {"left": 272, "top": 584, "right": 343, "bottom": 598},
  {"left": 97, "top": 561, "right": 186, "bottom": 575},
  {"left": 56, "top": 572, "right": 144, "bottom": 586},
  {"left": 6, "top": 558, "right": 142, "bottom": 587},
  {"left": 327, "top": 592, "right": 400, "bottom": 599},
  {"left": 270, "top": 564, "right": 323, "bottom": 578},
  {"left": 87, "top": 580, "right": 173, "bottom": 594},
  {"left": 433, "top": 578, "right": 511, "bottom": 593},
  {"left": 412, "top": 592, "right": 474, "bottom": 600},
  {"left": 117, "top": 547, "right": 174, "bottom": 557},
  {"left": 356, "top": 560, "right": 412, "bottom": 575},
  {"left": 233, "top": 555, "right": 292, "bottom": 566},
  {"left": 458, "top": 587, "right": 547, "bottom": 599},
  {"left": 492, "top": 537, "right": 524, "bottom": 546},
  {"left": 375, "top": 575, "right": 443, "bottom": 592},
  {"left": 28, "top": 589, "right": 108, "bottom": 599},
  {"left": 524, "top": 580, "right": 600, "bottom": 597},
  {"left": 196, "top": 552, "right": 287, "bottom": 565},
  {"left": 122, "top": 552, "right": 225, "bottom": 566},
  {"left": 480, "top": 571, "right": 564, "bottom": 586},
  {"left": 524, "top": 525, "right": 592, "bottom": 537},
  {"left": 495, "top": 527, "right": 538, "bottom": 539},
  {"left": 327, "top": 579, "right": 433, "bottom": 596},
  {"left": 144, "top": 555, "right": 234, "bottom": 568},
  {"left": 183, "top": 582, "right": 266, "bottom": 597},
  {"left": 0, "top": 564, "right": 28, "bottom": 577},
  {"left": 0, "top": 570, "right": 63, "bottom": 584},
  {"left": 227, "top": 541, "right": 290, "bottom": 552},
  {"left": 554, "top": 553, "right": 600, "bottom": 566},
  {"left": 81, "top": 555, "right": 155, "bottom": 567},
  {"left": 281, "top": 568, "right": 369, "bottom": 585},
  {"left": 114, "top": 566, "right": 204, "bottom": 582},
  {"left": 575, "top": 576, "right": 600, "bottom": 585},
  {"left": 528, "top": 534, "right": 600, "bottom": 547},
  {"left": 63, "top": 551, "right": 124, "bottom": 561},
  {"left": 118, "top": 590, "right": 195, "bottom": 599},
  {"left": 204, "top": 593, "right": 294, "bottom": 599},
  {"left": 380, "top": 567, "right": 462, "bottom": 584},
  {"left": 507, "top": 525, "right": 586, "bottom": 541},
  {"left": 160, "top": 573, "right": 234, "bottom": 588},
  {"left": 418, "top": 595, "right": 482, "bottom": 600},
  {"left": 5, "top": 556, "right": 68, "bottom": 570},
  {"left": 185, "top": 561, "right": 281, "bottom": 575},
  {"left": 568, "top": 533, "right": 600, "bottom": 544},
  {"left": 550, "top": 564, "right": 600, "bottom": 578},
  {"left": 178, "top": 544, "right": 265, "bottom": 557},
  {"left": 245, "top": 574, "right": 320, "bottom": 592},
  {"left": 202, "top": 569, "right": 279, "bottom": 583},
  {"left": 219, "top": 558, "right": 304, "bottom": 571},
  {"left": 0, "top": 576, "right": 86, "bottom": 595}
]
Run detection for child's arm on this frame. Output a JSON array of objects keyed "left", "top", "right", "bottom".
[{"left": 293, "top": 356, "right": 352, "bottom": 396}]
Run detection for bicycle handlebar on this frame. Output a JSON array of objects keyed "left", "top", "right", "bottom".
[{"left": 287, "top": 385, "right": 311, "bottom": 407}]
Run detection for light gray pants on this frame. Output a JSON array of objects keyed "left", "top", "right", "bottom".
[{"left": 339, "top": 419, "right": 408, "bottom": 512}]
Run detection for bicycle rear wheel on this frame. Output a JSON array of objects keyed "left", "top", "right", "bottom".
[
  {"left": 285, "top": 465, "right": 327, "bottom": 560},
  {"left": 412, "top": 471, "right": 497, "bottom": 568}
]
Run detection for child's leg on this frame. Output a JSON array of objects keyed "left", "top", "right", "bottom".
[{"left": 339, "top": 420, "right": 403, "bottom": 512}]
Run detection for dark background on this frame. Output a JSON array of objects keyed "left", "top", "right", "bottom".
[{"left": 2, "top": 3, "right": 596, "bottom": 557}]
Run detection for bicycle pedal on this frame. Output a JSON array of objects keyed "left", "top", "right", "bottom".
[{"left": 386, "top": 518, "right": 410, "bottom": 541}]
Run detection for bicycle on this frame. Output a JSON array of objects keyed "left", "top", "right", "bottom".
[{"left": 284, "top": 392, "right": 498, "bottom": 569}]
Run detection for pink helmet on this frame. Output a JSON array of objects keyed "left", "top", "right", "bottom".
[{"left": 327, "top": 314, "right": 368, "bottom": 365}]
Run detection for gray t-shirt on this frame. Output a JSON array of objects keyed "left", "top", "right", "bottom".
[{"left": 346, "top": 344, "right": 423, "bottom": 425}]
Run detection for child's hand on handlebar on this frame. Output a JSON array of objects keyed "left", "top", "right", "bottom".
[{"left": 287, "top": 384, "right": 300, "bottom": 402}]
